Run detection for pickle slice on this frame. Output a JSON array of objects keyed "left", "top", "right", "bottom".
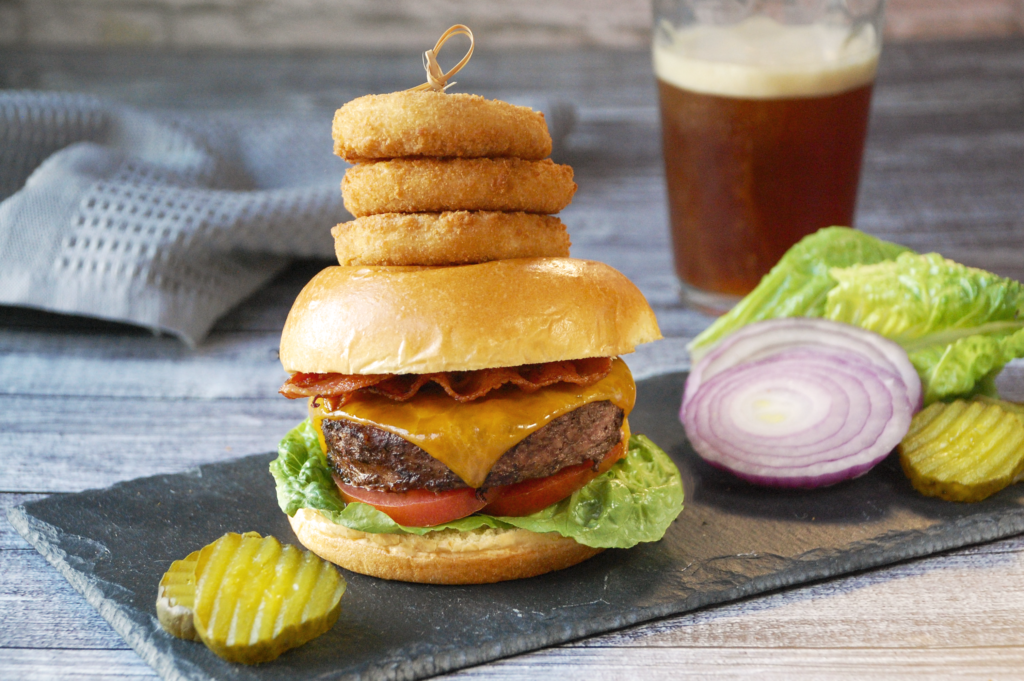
[
  {"left": 192, "top": 532, "right": 346, "bottom": 664},
  {"left": 157, "top": 550, "right": 201, "bottom": 641},
  {"left": 898, "top": 399, "right": 1024, "bottom": 502},
  {"left": 975, "top": 395, "right": 1024, "bottom": 421},
  {"left": 156, "top": 532, "right": 261, "bottom": 641}
]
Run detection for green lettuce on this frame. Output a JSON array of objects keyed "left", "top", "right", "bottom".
[
  {"left": 688, "top": 227, "right": 909, "bottom": 362},
  {"left": 825, "top": 252, "right": 1024, "bottom": 404},
  {"left": 270, "top": 420, "right": 684, "bottom": 549}
]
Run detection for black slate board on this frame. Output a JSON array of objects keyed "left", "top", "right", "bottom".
[{"left": 10, "top": 371, "right": 1024, "bottom": 681}]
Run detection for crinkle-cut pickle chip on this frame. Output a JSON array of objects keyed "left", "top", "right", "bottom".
[
  {"left": 157, "top": 533, "right": 264, "bottom": 642},
  {"left": 157, "top": 549, "right": 201, "bottom": 641},
  {"left": 976, "top": 394, "right": 1024, "bottom": 420},
  {"left": 898, "top": 399, "right": 1024, "bottom": 502},
  {"left": 192, "top": 532, "right": 346, "bottom": 665}
]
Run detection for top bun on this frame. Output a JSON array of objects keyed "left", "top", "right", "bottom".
[
  {"left": 332, "top": 91, "right": 552, "bottom": 162},
  {"left": 280, "top": 258, "right": 661, "bottom": 375}
]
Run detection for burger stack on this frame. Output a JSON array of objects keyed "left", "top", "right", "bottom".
[
  {"left": 274, "top": 88, "right": 670, "bottom": 585},
  {"left": 329, "top": 90, "right": 578, "bottom": 267}
]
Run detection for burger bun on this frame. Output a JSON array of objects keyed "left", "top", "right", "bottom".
[
  {"left": 280, "top": 257, "right": 661, "bottom": 375},
  {"left": 288, "top": 508, "right": 602, "bottom": 584}
]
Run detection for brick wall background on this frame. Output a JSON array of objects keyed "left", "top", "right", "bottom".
[{"left": 0, "top": 0, "right": 1021, "bottom": 50}]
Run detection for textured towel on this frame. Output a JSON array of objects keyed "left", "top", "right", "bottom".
[{"left": 0, "top": 91, "right": 348, "bottom": 344}]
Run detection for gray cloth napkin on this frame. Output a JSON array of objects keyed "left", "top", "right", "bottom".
[
  {"left": 0, "top": 91, "right": 349, "bottom": 344},
  {"left": 0, "top": 91, "right": 575, "bottom": 345}
]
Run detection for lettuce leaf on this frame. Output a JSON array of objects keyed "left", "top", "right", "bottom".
[
  {"left": 825, "top": 252, "right": 1024, "bottom": 403},
  {"left": 688, "top": 227, "right": 910, "bottom": 362},
  {"left": 269, "top": 420, "right": 684, "bottom": 549}
]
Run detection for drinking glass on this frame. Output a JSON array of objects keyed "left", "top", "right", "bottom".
[{"left": 653, "top": 0, "right": 886, "bottom": 312}]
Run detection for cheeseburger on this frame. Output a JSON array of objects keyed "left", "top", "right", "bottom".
[{"left": 270, "top": 257, "right": 683, "bottom": 584}]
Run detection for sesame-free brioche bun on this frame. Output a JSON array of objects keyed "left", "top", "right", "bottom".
[
  {"left": 288, "top": 508, "right": 602, "bottom": 584},
  {"left": 279, "top": 257, "right": 661, "bottom": 375}
]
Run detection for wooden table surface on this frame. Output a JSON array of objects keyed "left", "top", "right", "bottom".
[{"left": 3, "top": 38, "right": 1024, "bottom": 680}]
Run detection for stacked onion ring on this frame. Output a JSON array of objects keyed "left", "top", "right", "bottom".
[{"left": 681, "top": 318, "right": 921, "bottom": 488}]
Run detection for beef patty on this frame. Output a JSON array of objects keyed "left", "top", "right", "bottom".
[{"left": 323, "top": 400, "right": 624, "bottom": 492}]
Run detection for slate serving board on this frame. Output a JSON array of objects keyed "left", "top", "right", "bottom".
[{"left": 10, "top": 371, "right": 1024, "bottom": 681}]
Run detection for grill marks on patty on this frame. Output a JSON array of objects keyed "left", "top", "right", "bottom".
[{"left": 323, "top": 401, "right": 624, "bottom": 493}]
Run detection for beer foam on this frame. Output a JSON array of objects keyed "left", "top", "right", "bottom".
[{"left": 653, "top": 16, "right": 880, "bottom": 99}]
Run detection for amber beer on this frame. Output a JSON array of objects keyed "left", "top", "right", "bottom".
[{"left": 655, "top": 18, "right": 880, "bottom": 305}]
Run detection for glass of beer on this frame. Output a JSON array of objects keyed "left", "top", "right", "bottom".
[{"left": 653, "top": 0, "right": 886, "bottom": 312}]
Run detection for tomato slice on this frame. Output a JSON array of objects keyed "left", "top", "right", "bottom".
[
  {"left": 481, "top": 441, "right": 627, "bottom": 517},
  {"left": 333, "top": 475, "right": 491, "bottom": 527}
]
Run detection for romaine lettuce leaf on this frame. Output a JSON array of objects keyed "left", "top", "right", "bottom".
[
  {"left": 826, "top": 252, "right": 1024, "bottom": 403},
  {"left": 269, "top": 419, "right": 684, "bottom": 549},
  {"left": 688, "top": 227, "right": 909, "bottom": 362}
]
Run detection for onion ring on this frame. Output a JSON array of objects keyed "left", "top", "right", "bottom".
[
  {"left": 332, "top": 91, "right": 552, "bottom": 162},
  {"left": 331, "top": 211, "right": 570, "bottom": 267},
  {"left": 342, "top": 158, "right": 576, "bottom": 217}
]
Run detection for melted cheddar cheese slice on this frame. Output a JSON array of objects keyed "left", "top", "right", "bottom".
[{"left": 310, "top": 358, "right": 636, "bottom": 488}]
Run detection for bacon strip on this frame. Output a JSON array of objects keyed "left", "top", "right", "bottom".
[
  {"left": 281, "top": 372, "right": 386, "bottom": 396},
  {"left": 280, "top": 357, "right": 613, "bottom": 406}
]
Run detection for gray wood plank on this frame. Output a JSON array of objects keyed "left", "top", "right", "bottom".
[
  {"left": 8, "top": 0, "right": 1014, "bottom": 52},
  {"left": 0, "top": 330, "right": 289, "bottom": 399},
  {"left": 0, "top": 649, "right": 155, "bottom": 680},
  {"left": 6, "top": 645, "right": 1024, "bottom": 681},
  {"left": 0, "top": 546, "right": 131, "bottom": 651},
  {"left": 444, "top": 647, "right": 1024, "bottom": 680},
  {"left": 0, "top": 395, "right": 306, "bottom": 493}
]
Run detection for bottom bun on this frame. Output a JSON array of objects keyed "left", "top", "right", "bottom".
[{"left": 288, "top": 508, "right": 603, "bottom": 584}]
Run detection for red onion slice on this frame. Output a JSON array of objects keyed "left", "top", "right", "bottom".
[
  {"left": 681, "top": 350, "right": 913, "bottom": 488},
  {"left": 701, "top": 350, "right": 903, "bottom": 453},
  {"left": 698, "top": 353, "right": 904, "bottom": 462},
  {"left": 701, "top": 359, "right": 861, "bottom": 454},
  {"left": 684, "top": 318, "right": 922, "bottom": 411}
]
